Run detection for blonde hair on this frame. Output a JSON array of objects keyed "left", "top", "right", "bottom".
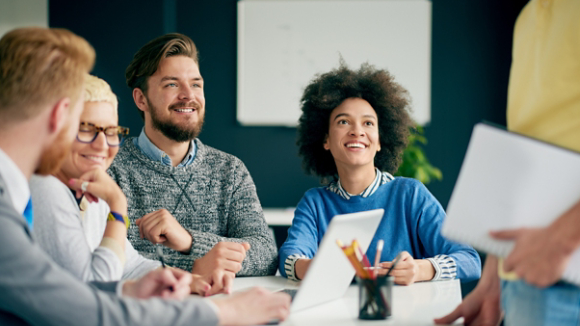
[
  {"left": 0, "top": 27, "right": 95, "bottom": 126},
  {"left": 84, "top": 74, "right": 118, "bottom": 114}
]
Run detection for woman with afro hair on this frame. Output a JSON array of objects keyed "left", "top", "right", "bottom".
[{"left": 279, "top": 62, "right": 481, "bottom": 285}]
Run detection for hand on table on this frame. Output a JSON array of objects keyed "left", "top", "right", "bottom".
[
  {"left": 191, "top": 269, "right": 236, "bottom": 297},
  {"left": 122, "top": 267, "right": 192, "bottom": 300},
  {"left": 192, "top": 242, "right": 250, "bottom": 276},
  {"left": 434, "top": 255, "right": 502, "bottom": 326},
  {"left": 378, "top": 251, "right": 434, "bottom": 285},
  {"left": 210, "top": 287, "right": 291, "bottom": 326},
  {"left": 136, "top": 209, "right": 192, "bottom": 253}
]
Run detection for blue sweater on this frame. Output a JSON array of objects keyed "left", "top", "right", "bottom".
[{"left": 279, "top": 177, "right": 481, "bottom": 282}]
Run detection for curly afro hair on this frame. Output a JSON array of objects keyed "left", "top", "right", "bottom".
[{"left": 297, "top": 61, "right": 413, "bottom": 181}]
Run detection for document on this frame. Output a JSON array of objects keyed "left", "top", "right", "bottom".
[{"left": 442, "top": 123, "right": 580, "bottom": 286}]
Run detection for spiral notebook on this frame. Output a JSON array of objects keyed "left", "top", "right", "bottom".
[{"left": 442, "top": 123, "right": 580, "bottom": 286}]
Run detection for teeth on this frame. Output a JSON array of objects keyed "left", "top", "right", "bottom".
[
  {"left": 175, "top": 109, "right": 194, "bottom": 113},
  {"left": 84, "top": 155, "right": 104, "bottom": 161},
  {"left": 346, "top": 143, "right": 365, "bottom": 148}
]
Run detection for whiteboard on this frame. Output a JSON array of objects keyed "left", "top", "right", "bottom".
[{"left": 237, "top": 0, "right": 431, "bottom": 127}]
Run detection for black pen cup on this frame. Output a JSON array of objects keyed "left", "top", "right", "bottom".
[{"left": 356, "top": 275, "right": 393, "bottom": 320}]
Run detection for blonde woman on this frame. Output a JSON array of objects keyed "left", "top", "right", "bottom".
[{"left": 31, "top": 75, "right": 219, "bottom": 295}]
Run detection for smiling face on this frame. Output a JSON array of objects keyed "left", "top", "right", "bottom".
[
  {"left": 323, "top": 98, "right": 381, "bottom": 174},
  {"left": 139, "top": 55, "right": 205, "bottom": 142},
  {"left": 57, "top": 101, "right": 119, "bottom": 179}
]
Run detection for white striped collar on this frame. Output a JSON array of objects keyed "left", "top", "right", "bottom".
[{"left": 326, "top": 168, "right": 394, "bottom": 200}]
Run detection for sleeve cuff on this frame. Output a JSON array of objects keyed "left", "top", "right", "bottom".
[
  {"left": 116, "top": 280, "right": 125, "bottom": 296},
  {"left": 427, "top": 255, "right": 457, "bottom": 281},
  {"left": 100, "top": 237, "right": 127, "bottom": 266},
  {"left": 284, "top": 254, "right": 308, "bottom": 281}
]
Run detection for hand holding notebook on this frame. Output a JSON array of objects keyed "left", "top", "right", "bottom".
[{"left": 442, "top": 123, "right": 580, "bottom": 286}]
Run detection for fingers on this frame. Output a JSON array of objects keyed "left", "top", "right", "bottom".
[
  {"left": 242, "top": 242, "right": 251, "bottom": 251},
  {"left": 248, "top": 287, "right": 292, "bottom": 322},
  {"left": 171, "top": 267, "right": 193, "bottom": 283},
  {"left": 433, "top": 305, "right": 463, "bottom": 325},
  {"left": 68, "top": 178, "right": 91, "bottom": 193},
  {"left": 399, "top": 251, "right": 412, "bottom": 260},
  {"left": 191, "top": 275, "right": 211, "bottom": 296},
  {"left": 223, "top": 272, "right": 234, "bottom": 294},
  {"left": 138, "top": 210, "right": 166, "bottom": 242},
  {"left": 205, "top": 270, "right": 236, "bottom": 296},
  {"left": 161, "top": 268, "right": 191, "bottom": 300},
  {"left": 489, "top": 228, "right": 522, "bottom": 240}
]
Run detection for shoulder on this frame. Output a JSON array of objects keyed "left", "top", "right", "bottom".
[
  {"left": 29, "top": 175, "right": 71, "bottom": 199},
  {"left": 196, "top": 139, "right": 249, "bottom": 174},
  {"left": 298, "top": 187, "right": 331, "bottom": 206},
  {"left": 109, "top": 138, "right": 139, "bottom": 169},
  {"left": 382, "top": 177, "right": 437, "bottom": 202},
  {"left": 386, "top": 177, "right": 427, "bottom": 192},
  {"left": 197, "top": 140, "right": 243, "bottom": 165}
]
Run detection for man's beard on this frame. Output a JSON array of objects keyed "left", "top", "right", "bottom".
[
  {"left": 147, "top": 98, "right": 204, "bottom": 143},
  {"left": 35, "top": 126, "right": 73, "bottom": 175}
]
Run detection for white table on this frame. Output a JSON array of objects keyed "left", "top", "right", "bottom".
[{"left": 232, "top": 276, "right": 462, "bottom": 325}]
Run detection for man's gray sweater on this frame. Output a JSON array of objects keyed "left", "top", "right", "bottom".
[{"left": 108, "top": 138, "right": 277, "bottom": 275}]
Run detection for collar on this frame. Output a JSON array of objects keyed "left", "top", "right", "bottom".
[
  {"left": 135, "top": 129, "right": 197, "bottom": 167},
  {"left": 326, "top": 167, "right": 394, "bottom": 200},
  {"left": 0, "top": 148, "right": 30, "bottom": 214}
]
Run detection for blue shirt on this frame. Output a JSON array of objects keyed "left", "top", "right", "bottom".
[
  {"left": 134, "top": 129, "right": 196, "bottom": 167},
  {"left": 279, "top": 177, "right": 481, "bottom": 282}
]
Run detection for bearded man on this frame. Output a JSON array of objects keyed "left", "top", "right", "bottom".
[{"left": 108, "top": 34, "right": 277, "bottom": 288}]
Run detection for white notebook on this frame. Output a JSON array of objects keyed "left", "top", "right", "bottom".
[{"left": 442, "top": 123, "right": 580, "bottom": 286}]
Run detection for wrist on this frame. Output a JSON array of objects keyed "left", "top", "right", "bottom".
[
  {"left": 106, "top": 189, "right": 128, "bottom": 215},
  {"left": 210, "top": 298, "right": 234, "bottom": 326},
  {"left": 122, "top": 280, "right": 136, "bottom": 297},
  {"left": 478, "top": 256, "right": 501, "bottom": 291},
  {"left": 549, "top": 205, "right": 580, "bottom": 254},
  {"left": 108, "top": 211, "right": 130, "bottom": 230},
  {"left": 295, "top": 259, "right": 311, "bottom": 280},
  {"left": 418, "top": 259, "right": 435, "bottom": 281},
  {"left": 174, "top": 230, "right": 193, "bottom": 253}
]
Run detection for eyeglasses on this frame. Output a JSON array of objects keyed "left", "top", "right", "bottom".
[{"left": 76, "top": 122, "right": 130, "bottom": 147}]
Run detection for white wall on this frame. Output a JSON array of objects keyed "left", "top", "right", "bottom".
[{"left": 0, "top": 0, "right": 48, "bottom": 38}]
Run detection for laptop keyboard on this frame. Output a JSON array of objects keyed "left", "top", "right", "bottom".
[{"left": 278, "top": 288, "right": 298, "bottom": 301}]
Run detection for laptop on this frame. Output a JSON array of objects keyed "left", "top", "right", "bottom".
[
  {"left": 281, "top": 208, "right": 384, "bottom": 313},
  {"left": 442, "top": 122, "right": 580, "bottom": 285}
]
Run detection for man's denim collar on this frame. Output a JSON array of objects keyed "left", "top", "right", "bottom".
[{"left": 134, "top": 129, "right": 196, "bottom": 167}]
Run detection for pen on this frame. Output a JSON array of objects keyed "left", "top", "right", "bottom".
[
  {"left": 156, "top": 245, "right": 166, "bottom": 268},
  {"left": 373, "top": 240, "right": 384, "bottom": 278},
  {"left": 156, "top": 245, "right": 174, "bottom": 291},
  {"left": 385, "top": 252, "right": 402, "bottom": 278}
]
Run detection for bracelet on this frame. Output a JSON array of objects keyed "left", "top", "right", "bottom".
[{"left": 108, "top": 211, "right": 130, "bottom": 230}]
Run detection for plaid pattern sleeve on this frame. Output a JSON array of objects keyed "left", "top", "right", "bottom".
[
  {"left": 426, "top": 254, "right": 457, "bottom": 281},
  {"left": 284, "top": 254, "right": 309, "bottom": 281}
]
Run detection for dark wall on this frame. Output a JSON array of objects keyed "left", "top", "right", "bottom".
[{"left": 49, "top": 0, "right": 528, "bottom": 210}]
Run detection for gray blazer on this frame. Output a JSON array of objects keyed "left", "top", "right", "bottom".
[{"left": 0, "top": 175, "right": 219, "bottom": 326}]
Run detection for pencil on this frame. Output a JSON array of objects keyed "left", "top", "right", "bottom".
[{"left": 373, "top": 240, "right": 384, "bottom": 278}]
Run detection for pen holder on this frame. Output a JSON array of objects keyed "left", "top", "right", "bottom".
[{"left": 356, "top": 275, "right": 393, "bottom": 320}]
